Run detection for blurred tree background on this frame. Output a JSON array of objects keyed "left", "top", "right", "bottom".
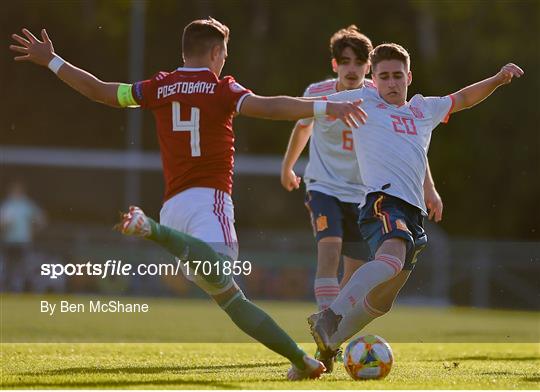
[{"left": 1, "top": 0, "right": 539, "bottom": 240}]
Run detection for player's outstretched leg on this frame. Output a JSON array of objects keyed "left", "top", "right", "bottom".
[
  {"left": 217, "top": 287, "right": 325, "bottom": 381},
  {"left": 117, "top": 206, "right": 325, "bottom": 380},
  {"left": 308, "top": 238, "right": 406, "bottom": 362},
  {"left": 327, "top": 270, "right": 410, "bottom": 349}
]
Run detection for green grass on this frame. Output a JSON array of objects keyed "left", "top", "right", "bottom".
[
  {"left": 1, "top": 294, "right": 539, "bottom": 389},
  {"left": 2, "top": 342, "right": 539, "bottom": 389}
]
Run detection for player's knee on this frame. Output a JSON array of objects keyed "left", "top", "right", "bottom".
[
  {"left": 317, "top": 237, "right": 342, "bottom": 264},
  {"left": 316, "top": 244, "right": 342, "bottom": 276},
  {"left": 193, "top": 269, "right": 235, "bottom": 297},
  {"left": 211, "top": 279, "right": 244, "bottom": 308},
  {"left": 378, "top": 238, "right": 407, "bottom": 259}
]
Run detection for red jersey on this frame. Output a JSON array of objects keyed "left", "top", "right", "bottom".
[{"left": 132, "top": 67, "right": 252, "bottom": 201}]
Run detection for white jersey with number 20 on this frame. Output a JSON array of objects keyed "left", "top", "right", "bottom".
[{"left": 321, "top": 86, "right": 454, "bottom": 213}]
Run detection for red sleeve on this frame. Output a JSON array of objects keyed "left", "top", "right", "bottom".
[
  {"left": 220, "top": 76, "right": 253, "bottom": 113},
  {"left": 132, "top": 71, "right": 168, "bottom": 109},
  {"left": 132, "top": 79, "right": 152, "bottom": 109}
]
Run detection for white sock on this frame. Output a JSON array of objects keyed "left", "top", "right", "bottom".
[
  {"left": 329, "top": 254, "right": 403, "bottom": 316},
  {"left": 314, "top": 277, "right": 340, "bottom": 311},
  {"left": 329, "top": 296, "right": 386, "bottom": 350}
]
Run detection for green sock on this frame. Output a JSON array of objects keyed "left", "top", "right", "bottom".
[
  {"left": 146, "top": 218, "right": 226, "bottom": 286},
  {"left": 221, "top": 292, "right": 307, "bottom": 369},
  {"left": 145, "top": 218, "right": 307, "bottom": 369}
]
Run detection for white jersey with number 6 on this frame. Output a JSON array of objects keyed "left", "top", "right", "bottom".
[{"left": 299, "top": 79, "right": 373, "bottom": 203}]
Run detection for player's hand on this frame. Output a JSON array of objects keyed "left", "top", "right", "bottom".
[
  {"left": 10, "top": 28, "right": 55, "bottom": 66},
  {"left": 495, "top": 63, "right": 524, "bottom": 85},
  {"left": 281, "top": 168, "right": 301, "bottom": 191},
  {"left": 424, "top": 186, "right": 443, "bottom": 222},
  {"left": 326, "top": 99, "right": 367, "bottom": 129}
]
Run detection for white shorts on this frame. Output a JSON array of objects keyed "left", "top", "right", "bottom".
[{"left": 159, "top": 187, "right": 239, "bottom": 260}]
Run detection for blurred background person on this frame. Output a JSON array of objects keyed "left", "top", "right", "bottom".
[{"left": 1, "top": 180, "right": 46, "bottom": 292}]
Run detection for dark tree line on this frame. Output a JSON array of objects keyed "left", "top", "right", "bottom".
[{"left": 1, "top": 0, "right": 538, "bottom": 239}]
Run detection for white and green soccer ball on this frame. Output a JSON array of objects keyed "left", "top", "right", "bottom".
[{"left": 344, "top": 334, "right": 394, "bottom": 380}]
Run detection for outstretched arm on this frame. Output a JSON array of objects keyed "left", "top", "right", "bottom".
[
  {"left": 10, "top": 28, "right": 128, "bottom": 108},
  {"left": 281, "top": 121, "right": 313, "bottom": 191},
  {"left": 239, "top": 94, "right": 366, "bottom": 129},
  {"left": 423, "top": 162, "right": 443, "bottom": 222},
  {"left": 450, "top": 63, "right": 524, "bottom": 113}
]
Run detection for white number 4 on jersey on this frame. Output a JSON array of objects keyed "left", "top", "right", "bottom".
[{"left": 172, "top": 101, "right": 201, "bottom": 157}]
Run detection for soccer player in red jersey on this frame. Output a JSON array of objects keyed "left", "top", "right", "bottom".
[{"left": 10, "top": 18, "right": 367, "bottom": 380}]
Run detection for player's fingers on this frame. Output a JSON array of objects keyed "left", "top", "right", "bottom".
[
  {"left": 11, "top": 34, "right": 30, "bottom": 47},
  {"left": 354, "top": 107, "right": 368, "bottom": 124},
  {"left": 350, "top": 107, "right": 361, "bottom": 122},
  {"left": 9, "top": 45, "right": 28, "bottom": 54},
  {"left": 510, "top": 67, "right": 524, "bottom": 77},
  {"left": 428, "top": 207, "right": 435, "bottom": 221},
  {"left": 22, "top": 28, "right": 39, "bottom": 43},
  {"left": 41, "top": 29, "right": 52, "bottom": 43},
  {"left": 435, "top": 205, "right": 443, "bottom": 222},
  {"left": 346, "top": 106, "right": 361, "bottom": 126},
  {"left": 340, "top": 113, "right": 351, "bottom": 128},
  {"left": 14, "top": 55, "right": 30, "bottom": 61},
  {"left": 346, "top": 115, "right": 358, "bottom": 129},
  {"left": 347, "top": 112, "right": 359, "bottom": 128},
  {"left": 506, "top": 63, "right": 524, "bottom": 74}
]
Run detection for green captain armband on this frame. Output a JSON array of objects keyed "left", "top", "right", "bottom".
[{"left": 117, "top": 83, "right": 139, "bottom": 108}]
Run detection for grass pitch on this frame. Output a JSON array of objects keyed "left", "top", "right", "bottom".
[
  {"left": 2, "top": 342, "right": 539, "bottom": 389},
  {"left": 1, "top": 294, "right": 539, "bottom": 389}
]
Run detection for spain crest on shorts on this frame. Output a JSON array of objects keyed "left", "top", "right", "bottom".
[{"left": 316, "top": 215, "right": 328, "bottom": 232}]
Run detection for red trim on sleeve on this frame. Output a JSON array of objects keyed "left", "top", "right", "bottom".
[
  {"left": 442, "top": 94, "right": 455, "bottom": 124},
  {"left": 296, "top": 121, "right": 312, "bottom": 129}
]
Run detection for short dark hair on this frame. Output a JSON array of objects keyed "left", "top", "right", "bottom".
[
  {"left": 370, "top": 43, "right": 410, "bottom": 71},
  {"left": 330, "top": 25, "right": 373, "bottom": 64},
  {"left": 182, "top": 17, "right": 230, "bottom": 58}
]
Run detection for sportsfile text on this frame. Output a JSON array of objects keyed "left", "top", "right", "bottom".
[{"left": 40, "top": 259, "right": 252, "bottom": 279}]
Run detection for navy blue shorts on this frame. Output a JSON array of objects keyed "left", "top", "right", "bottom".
[
  {"left": 359, "top": 192, "right": 428, "bottom": 270},
  {"left": 305, "top": 190, "right": 370, "bottom": 260}
]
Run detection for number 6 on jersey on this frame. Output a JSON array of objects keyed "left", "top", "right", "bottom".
[{"left": 172, "top": 101, "right": 201, "bottom": 157}]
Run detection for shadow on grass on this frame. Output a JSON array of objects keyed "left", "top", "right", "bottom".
[
  {"left": 481, "top": 371, "right": 527, "bottom": 376},
  {"left": 6, "top": 361, "right": 290, "bottom": 388},
  {"left": 522, "top": 376, "right": 540, "bottom": 383},
  {"left": 17, "top": 361, "right": 288, "bottom": 376},
  {"left": 1, "top": 378, "right": 237, "bottom": 389}
]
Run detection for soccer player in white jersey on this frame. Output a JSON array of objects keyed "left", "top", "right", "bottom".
[
  {"left": 307, "top": 43, "right": 523, "bottom": 362},
  {"left": 281, "top": 27, "right": 443, "bottom": 370}
]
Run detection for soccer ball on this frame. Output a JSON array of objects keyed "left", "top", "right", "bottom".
[{"left": 343, "top": 334, "right": 394, "bottom": 380}]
